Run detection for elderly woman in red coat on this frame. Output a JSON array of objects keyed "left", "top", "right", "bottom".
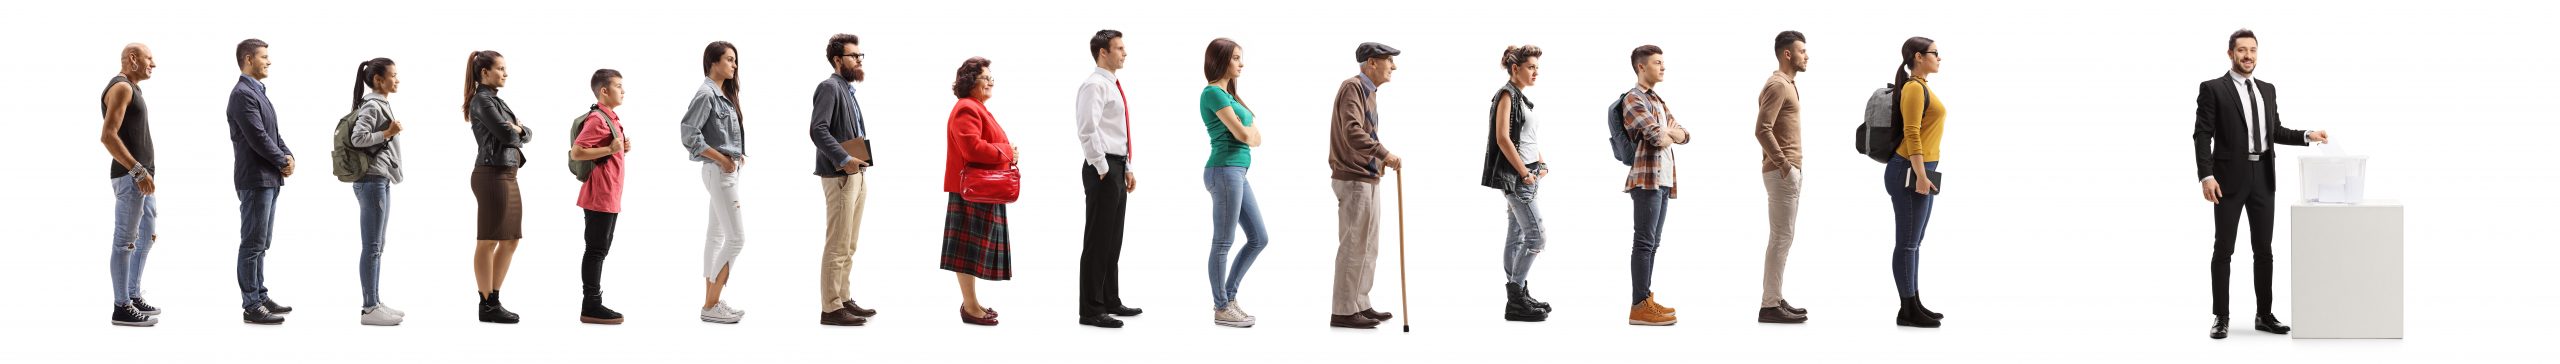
[{"left": 942, "top": 56, "right": 1014, "bottom": 326}]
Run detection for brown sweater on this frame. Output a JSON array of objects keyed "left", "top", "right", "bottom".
[
  {"left": 1328, "top": 76, "right": 1391, "bottom": 183},
  {"left": 1755, "top": 71, "right": 1803, "bottom": 173}
]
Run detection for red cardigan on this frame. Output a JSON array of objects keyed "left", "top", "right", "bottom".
[{"left": 945, "top": 97, "right": 1013, "bottom": 193}]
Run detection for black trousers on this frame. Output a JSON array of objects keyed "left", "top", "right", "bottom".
[
  {"left": 583, "top": 209, "right": 618, "bottom": 297},
  {"left": 1079, "top": 155, "right": 1130, "bottom": 316},
  {"left": 2209, "top": 157, "right": 2277, "bottom": 318}
]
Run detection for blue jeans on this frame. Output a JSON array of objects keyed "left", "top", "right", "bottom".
[
  {"left": 236, "top": 186, "right": 280, "bottom": 308},
  {"left": 1629, "top": 187, "right": 1670, "bottom": 305},
  {"left": 1884, "top": 157, "right": 1938, "bottom": 298},
  {"left": 1204, "top": 166, "right": 1268, "bottom": 310},
  {"left": 109, "top": 175, "right": 157, "bottom": 306},
  {"left": 1502, "top": 182, "right": 1545, "bottom": 285},
  {"left": 353, "top": 176, "right": 391, "bottom": 308}
]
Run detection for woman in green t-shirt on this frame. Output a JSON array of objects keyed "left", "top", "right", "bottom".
[{"left": 1200, "top": 38, "right": 1264, "bottom": 328}]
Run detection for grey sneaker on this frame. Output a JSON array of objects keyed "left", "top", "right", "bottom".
[
  {"left": 700, "top": 301, "right": 745, "bottom": 324},
  {"left": 1215, "top": 300, "right": 1255, "bottom": 328}
]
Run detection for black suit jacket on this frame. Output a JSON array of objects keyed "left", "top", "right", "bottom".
[{"left": 2192, "top": 73, "right": 2309, "bottom": 186}]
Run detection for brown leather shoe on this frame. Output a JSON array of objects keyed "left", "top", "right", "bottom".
[
  {"left": 821, "top": 308, "right": 868, "bottom": 326},
  {"left": 1628, "top": 294, "right": 1677, "bottom": 326},
  {"left": 1757, "top": 307, "right": 1807, "bottom": 324},
  {"left": 1330, "top": 313, "right": 1380, "bottom": 329},
  {"left": 1776, "top": 299, "right": 1807, "bottom": 315},
  {"left": 841, "top": 300, "right": 877, "bottom": 317},
  {"left": 1356, "top": 309, "right": 1394, "bottom": 322}
]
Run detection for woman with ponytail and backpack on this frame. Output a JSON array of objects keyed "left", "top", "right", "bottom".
[
  {"left": 1883, "top": 37, "right": 1947, "bottom": 328},
  {"left": 464, "top": 50, "right": 529, "bottom": 324},
  {"left": 336, "top": 57, "right": 405, "bottom": 326}
]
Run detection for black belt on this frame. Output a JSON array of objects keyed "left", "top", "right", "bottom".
[{"left": 2243, "top": 152, "right": 2269, "bottom": 162}]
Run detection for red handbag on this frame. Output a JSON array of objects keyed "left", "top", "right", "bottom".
[{"left": 960, "top": 166, "right": 1021, "bottom": 204}]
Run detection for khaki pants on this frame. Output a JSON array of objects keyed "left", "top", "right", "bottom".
[
  {"left": 1761, "top": 168, "right": 1802, "bottom": 307},
  {"left": 818, "top": 173, "right": 866, "bottom": 312},
  {"left": 1330, "top": 179, "right": 1381, "bottom": 315}
]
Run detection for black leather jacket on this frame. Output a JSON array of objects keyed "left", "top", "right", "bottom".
[{"left": 468, "top": 87, "right": 530, "bottom": 168}]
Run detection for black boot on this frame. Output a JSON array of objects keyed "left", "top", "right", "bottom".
[
  {"left": 479, "top": 291, "right": 520, "bottom": 324},
  {"left": 1503, "top": 283, "right": 1548, "bottom": 322},
  {"left": 580, "top": 293, "right": 623, "bottom": 324},
  {"left": 1894, "top": 295, "right": 1940, "bottom": 328},
  {"left": 1911, "top": 292, "right": 1944, "bottom": 319},
  {"left": 1520, "top": 281, "right": 1552, "bottom": 314}
]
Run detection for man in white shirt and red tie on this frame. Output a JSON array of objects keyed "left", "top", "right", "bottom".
[
  {"left": 1077, "top": 29, "right": 1144, "bottom": 328},
  {"left": 2193, "top": 28, "right": 2330, "bottom": 339}
]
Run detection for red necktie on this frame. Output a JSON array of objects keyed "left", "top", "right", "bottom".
[{"left": 1115, "top": 80, "right": 1132, "bottom": 162}]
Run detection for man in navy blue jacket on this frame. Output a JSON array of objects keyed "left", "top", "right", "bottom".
[{"left": 226, "top": 38, "right": 294, "bottom": 325}]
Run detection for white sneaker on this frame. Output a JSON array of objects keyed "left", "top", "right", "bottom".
[
  {"left": 375, "top": 304, "right": 406, "bottom": 318},
  {"left": 361, "top": 306, "right": 404, "bottom": 326},
  {"left": 700, "top": 301, "right": 744, "bottom": 324},
  {"left": 1215, "top": 300, "right": 1254, "bottom": 328}
]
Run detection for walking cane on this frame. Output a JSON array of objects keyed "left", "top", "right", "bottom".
[{"left": 1395, "top": 170, "right": 1411, "bottom": 332}]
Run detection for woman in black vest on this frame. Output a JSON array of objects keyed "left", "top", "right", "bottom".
[{"left": 1480, "top": 45, "right": 1550, "bottom": 322}]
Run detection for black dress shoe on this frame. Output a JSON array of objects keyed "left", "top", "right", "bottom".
[
  {"left": 1758, "top": 307, "right": 1807, "bottom": 324},
  {"left": 260, "top": 300, "right": 293, "bottom": 314},
  {"left": 2254, "top": 314, "right": 2290, "bottom": 335},
  {"left": 2210, "top": 316, "right": 2231, "bottom": 339},
  {"left": 842, "top": 300, "right": 878, "bottom": 317},
  {"left": 1775, "top": 299, "right": 1807, "bottom": 315},
  {"left": 1079, "top": 315, "right": 1125, "bottom": 328},
  {"left": 1106, "top": 305, "right": 1143, "bottom": 317},
  {"left": 243, "top": 306, "right": 286, "bottom": 325}
]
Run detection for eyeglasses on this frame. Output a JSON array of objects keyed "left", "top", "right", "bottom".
[
  {"left": 1923, "top": 51, "right": 1941, "bottom": 58},
  {"left": 840, "top": 53, "right": 866, "bottom": 61}
]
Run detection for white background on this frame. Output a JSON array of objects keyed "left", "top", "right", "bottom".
[{"left": 3, "top": 0, "right": 2551, "bottom": 362}]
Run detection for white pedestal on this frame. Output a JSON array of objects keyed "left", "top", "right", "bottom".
[{"left": 2290, "top": 199, "right": 2403, "bottom": 339}]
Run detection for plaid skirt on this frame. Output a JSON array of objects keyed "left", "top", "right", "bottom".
[{"left": 940, "top": 193, "right": 1012, "bottom": 281}]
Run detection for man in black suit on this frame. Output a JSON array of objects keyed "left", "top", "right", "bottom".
[{"left": 2193, "top": 29, "right": 2330, "bottom": 339}]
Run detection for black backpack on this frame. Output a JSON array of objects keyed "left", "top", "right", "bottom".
[
  {"left": 1856, "top": 82, "right": 1930, "bottom": 163},
  {"left": 1604, "top": 89, "right": 1639, "bottom": 166}
]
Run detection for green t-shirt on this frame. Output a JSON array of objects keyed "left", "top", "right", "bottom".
[{"left": 1200, "top": 85, "right": 1254, "bottom": 167}]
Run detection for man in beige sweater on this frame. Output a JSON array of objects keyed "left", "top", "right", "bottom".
[{"left": 1754, "top": 31, "right": 1812, "bottom": 324}]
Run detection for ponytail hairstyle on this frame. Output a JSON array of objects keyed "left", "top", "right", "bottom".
[
  {"left": 352, "top": 57, "right": 394, "bottom": 111},
  {"left": 462, "top": 50, "right": 503, "bottom": 118},
  {"left": 1203, "top": 38, "right": 1248, "bottom": 108},
  {"left": 702, "top": 41, "right": 742, "bottom": 119},
  {"left": 1892, "top": 37, "right": 1934, "bottom": 88}
]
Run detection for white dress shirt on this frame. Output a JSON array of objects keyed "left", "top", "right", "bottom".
[{"left": 1077, "top": 66, "right": 1132, "bottom": 175}]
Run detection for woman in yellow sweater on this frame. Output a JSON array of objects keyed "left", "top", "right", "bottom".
[{"left": 1886, "top": 36, "right": 1945, "bottom": 328}]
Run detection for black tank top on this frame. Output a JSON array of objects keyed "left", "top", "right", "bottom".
[{"left": 104, "top": 75, "right": 155, "bottom": 178}]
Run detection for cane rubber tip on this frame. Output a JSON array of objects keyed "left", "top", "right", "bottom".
[{"left": 1402, "top": 326, "right": 1410, "bottom": 332}]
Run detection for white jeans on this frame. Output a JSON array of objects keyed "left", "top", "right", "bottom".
[{"left": 702, "top": 162, "right": 745, "bottom": 280}]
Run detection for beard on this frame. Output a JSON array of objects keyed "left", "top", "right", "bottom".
[
  {"left": 2230, "top": 59, "right": 2254, "bottom": 75},
  {"left": 843, "top": 64, "right": 865, "bottom": 82}
]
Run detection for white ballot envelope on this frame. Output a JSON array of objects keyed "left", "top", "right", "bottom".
[{"left": 2299, "top": 142, "right": 2366, "bottom": 204}]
